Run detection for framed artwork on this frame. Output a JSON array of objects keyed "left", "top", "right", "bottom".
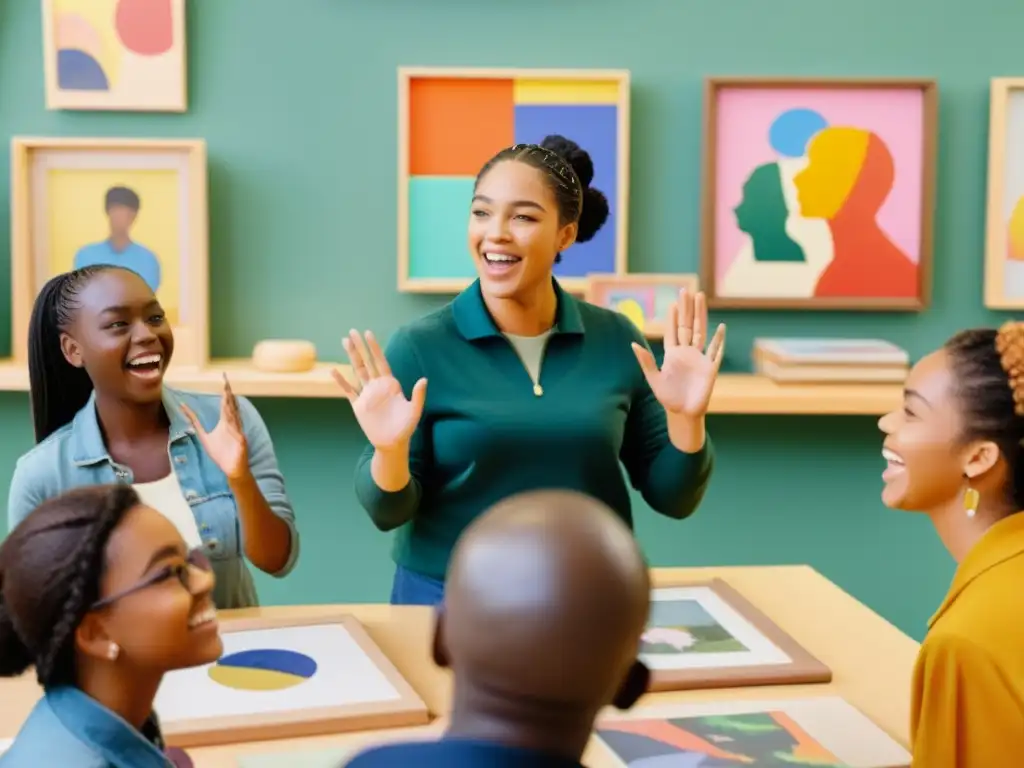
[
  {"left": 10, "top": 137, "right": 210, "bottom": 369},
  {"left": 397, "top": 66, "right": 631, "bottom": 294},
  {"left": 584, "top": 273, "right": 699, "bottom": 339},
  {"left": 641, "top": 579, "right": 831, "bottom": 691},
  {"left": 590, "top": 697, "right": 911, "bottom": 767},
  {"left": 700, "top": 77, "right": 937, "bottom": 311},
  {"left": 41, "top": 0, "right": 187, "bottom": 112},
  {"left": 984, "top": 78, "right": 1024, "bottom": 309},
  {"left": 153, "top": 614, "right": 430, "bottom": 748}
]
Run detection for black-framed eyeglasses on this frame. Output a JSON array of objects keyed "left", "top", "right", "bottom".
[{"left": 91, "top": 547, "right": 212, "bottom": 610}]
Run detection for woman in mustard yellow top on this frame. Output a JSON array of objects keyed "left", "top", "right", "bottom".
[{"left": 878, "top": 322, "right": 1024, "bottom": 765}]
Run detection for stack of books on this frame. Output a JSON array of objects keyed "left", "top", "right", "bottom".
[{"left": 752, "top": 338, "right": 910, "bottom": 384}]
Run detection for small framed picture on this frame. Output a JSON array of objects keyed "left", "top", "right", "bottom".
[
  {"left": 584, "top": 274, "right": 699, "bottom": 339},
  {"left": 641, "top": 579, "right": 831, "bottom": 691},
  {"left": 10, "top": 137, "right": 209, "bottom": 369},
  {"left": 701, "top": 77, "right": 937, "bottom": 311},
  {"left": 154, "top": 614, "right": 430, "bottom": 747},
  {"left": 40, "top": 0, "right": 187, "bottom": 112},
  {"left": 591, "top": 696, "right": 911, "bottom": 767},
  {"left": 984, "top": 78, "right": 1024, "bottom": 309}
]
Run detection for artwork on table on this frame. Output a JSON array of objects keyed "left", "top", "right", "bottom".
[
  {"left": 584, "top": 274, "right": 699, "bottom": 339},
  {"left": 41, "top": 0, "right": 187, "bottom": 112},
  {"left": 153, "top": 614, "right": 429, "bottom": 748},
  {"left": 983, "top": 78, "right": 1024, "bottom": 309},
  {"left": 10, "top": 138, "right": 209, "bottom": 369},
  {"left": 590, "top": 697, "right": 911, "bottom": 767},
  {"left": 700, "top": 77, "right": 937, "bottom": 311},
  {"left": 397, "top": 66, "right": 631, "bottom": 294},
  {"left": 641, "top": 580, "right": 831, "bottom": 691}
]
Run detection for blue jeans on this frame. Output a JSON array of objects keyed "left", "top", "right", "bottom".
[{"left": 390, "top": 565, "right": 445, "bottom": 606}]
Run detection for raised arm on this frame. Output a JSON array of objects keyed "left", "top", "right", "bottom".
[{"left": 340, "top": 328, "right": 430, "bottom": 531}]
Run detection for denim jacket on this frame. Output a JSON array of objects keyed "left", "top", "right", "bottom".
[
  {"left": 5, "top": 386, "right": 299, "bottom": 609},
  {"left": 0, "top": 686, "right": 172, "bottom": 767}
]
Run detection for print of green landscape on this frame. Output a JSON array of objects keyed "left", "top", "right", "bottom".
[{"left": 641, "top": 599, "right": 749, "bottom": 654}]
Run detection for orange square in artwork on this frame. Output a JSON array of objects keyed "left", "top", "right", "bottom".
[{"left": 409, "top": 78, "right": 514, "bottom": 176}]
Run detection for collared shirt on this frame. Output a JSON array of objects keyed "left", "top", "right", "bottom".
[
  {"left": 354, "top": 278, "right": 715, "bottom": 580},
  {"left": 910, "top": 512, "right": 1024, "bottom": 766},
  {"left": 74, "top": 240, "right": 162, "bottom": 293},
  {"left": 0, "top": 686, "right": 173, "bottom": 767},
  {"left": 343, "top": 737, "right": 586, "bottom": 768},
  {"left": 6, "top": 386, "right": 299, "bottom": 609}
]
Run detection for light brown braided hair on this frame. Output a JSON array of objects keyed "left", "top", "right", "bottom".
[{"left": 995, "top": 320, "right": 1024, "bottom": 416}]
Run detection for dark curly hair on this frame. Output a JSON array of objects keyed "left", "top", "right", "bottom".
[
  {"left": 27, "top": 265, "right": 126, "bottom": 444},
  {"left": 475, "top": 135, "right": 610, "bottom": 263},
  {"left": 0, "top": 485, "right": 140, "bottom": 687},
  {"left": 945, "top": 323, "right": 1024, "bottom": 510}
]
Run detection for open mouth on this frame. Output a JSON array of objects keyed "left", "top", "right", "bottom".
[
  {"left": 188, "top": 605, "right": 218, "bottom": 631},
  {"left": 125, "top": 353, "right": 163, "bottom": 380},
  {"left": 882, "top": 447, "right": 905, "bottom": 480},
  {"left": 481, "top": 251, "right": 522, "bottom": 274}
]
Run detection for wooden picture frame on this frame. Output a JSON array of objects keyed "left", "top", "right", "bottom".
[
  {"left": 584, "top": 273, "right": 699, "bottom": 339},
  {"left": 397, "top": 66, "right": 631, "bottom": 294},
  {"left": 642, "top": 579, "right": 831, "bottom": 692},
  {"left": 589, "top": 696, "right": 910, "bottom": 767},
  {"left": 700, "top": 76, "right": 938, "bottom": 311},
  {"left": 10, "top": 137, "right": 209, "bottom": 370},
  {"left": 154, "top": 614, "right": 430, "bottom": 748},
  {"left": 984, "top": 78, "right": 1024, "bottom": 309},
  {"left": 41, "top": 0, "right": 188, "bottom": 112}
]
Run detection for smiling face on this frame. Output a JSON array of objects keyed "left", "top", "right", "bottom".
[
  {"left": 79, "top": 503, "right": 223, "bottom": 673},
  {"left": 60, "top": 268, "right": 173, "bottom": 404},
  {"left": 877, "top": 349, "right": 991, "bottom": 512},
  {"left": 468, "top": 160, "right": 577, "bottom": 300}
]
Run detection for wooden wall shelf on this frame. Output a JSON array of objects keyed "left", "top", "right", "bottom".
[{"left": 0, "top": 360, "right": 902, "bottom": 415}]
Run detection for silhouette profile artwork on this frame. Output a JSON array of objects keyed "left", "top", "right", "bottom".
[
  {"left": 794, "top": 126, "right": 917, "bottom": 299},
  {"left": 734, "top": 163, "right": 807, "bottom": 263},
  {"left": 769, "top": 108, "right": 829, "bottom": 158},
  {"left": 73, "top": 185, "right": 162, "bottom": 292}
]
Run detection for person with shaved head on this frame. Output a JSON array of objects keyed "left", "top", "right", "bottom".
[{"left": 343, "top": 489, "right": 652, "bottom": 767}]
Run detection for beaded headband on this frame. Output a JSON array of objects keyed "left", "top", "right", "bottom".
[{"left": 508, "top": 143, "right": 584, "bottom": 200}]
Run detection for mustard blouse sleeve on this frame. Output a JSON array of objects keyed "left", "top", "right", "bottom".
[{"left": 910, "top": 632, "right": 1023, "bottom": 767}]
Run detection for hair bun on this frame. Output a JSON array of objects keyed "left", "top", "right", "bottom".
[
  {"left": 540, "top": 134, "right": 595, "bottom": 188},
  {"left": 995, "top": 320, "right": 1024, "bottom": 415},
  {"left": 577, "top": 187, "right": 610, "bottom": 244}
]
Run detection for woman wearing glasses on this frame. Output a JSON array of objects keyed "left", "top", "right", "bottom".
[
  {"left": 336, "top": 136, "right": 726, "bottom": 605},
  {"left": 0, "top": 484, "right": 222, "bottom": 766},
  {"left": 6, "top": 265, "right": 298, "bottom": 610}
]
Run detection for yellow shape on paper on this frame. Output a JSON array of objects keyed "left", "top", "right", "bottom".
[
  {"left": 207, "top": 665, "right": 309, "bottom": 691},
  {"left": 614, "top": 298, "right": 646, "bottom": 332},
  {"left": 1008, "top": 196, "right": 1024, "bottom": 261},
  {"left": 513, "top": 79, "right": 620, "bottom": 105}
]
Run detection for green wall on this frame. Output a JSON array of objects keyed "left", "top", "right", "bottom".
[{"left": 0, "top": 0, "right": 1015, "bottom": 640}]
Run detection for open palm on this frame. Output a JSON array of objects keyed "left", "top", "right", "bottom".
[
  {"left": 332, "top": 330, "right": 427, "bottom": 451},
  {"left": 181, "top": 374, "right": 249, "bottom": 480},
  {"left": 632, "top": 289, "right": 726, "bottom": 417}
]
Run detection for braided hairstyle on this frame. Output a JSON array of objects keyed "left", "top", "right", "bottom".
[
  {"left": 475, "top": 135, "right": 610, "bottom": 263},
  {"left": 945, "top": 322, "right": 1024, "bottom": 510},
  {"left": 28, "top": 265, "right": 124, "bottom": 444},
  {"left": 0, "top": 484, "right": 140, "bottom": 687}
]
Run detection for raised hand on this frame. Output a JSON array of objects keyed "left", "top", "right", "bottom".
[
  {"left": 631, "top": 289, "right": 726, "bottom": 417},
  {"left": 332, "top": 330, "right": 427, "bottom": 451},
  {"left": 181, "top": 374, "right": 249, "bottom": 480}
]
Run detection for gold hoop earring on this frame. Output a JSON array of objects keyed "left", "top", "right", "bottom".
[{"left": 964, "top": 486, "right": 979, "bottom": 519}]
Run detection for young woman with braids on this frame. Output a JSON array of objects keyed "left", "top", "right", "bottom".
[
  {"left": 333, "top": 135, "right": 725, "bottom": 605},
  {"left": 6, "top": 265, "right": 298, "bottom": 610},
  {"left": 878, "top": 322, "right": 1024, "bottom": 765},
  {"left": 0, "top": 484, "right": 223, "bottom": 766}
]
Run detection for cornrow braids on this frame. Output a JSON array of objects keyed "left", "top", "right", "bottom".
[
  {"left": 475, "top": 134, "right": 610, "bottom": 263},
  {"left": 28, "top": 265, "right": 122, "bottom": 444},
  {"left": 944, "top": 325, "right": 1024, "bottom": 510},
  {"left": 0, "top": 485, "right": 140, "bottom": 687}
]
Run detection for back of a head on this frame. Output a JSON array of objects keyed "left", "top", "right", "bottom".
[{"left": 441, "top": 490, "right": 650, "bottom": 710}]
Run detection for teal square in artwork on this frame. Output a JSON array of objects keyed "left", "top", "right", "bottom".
[{"left": 408, "top": 176, "right": 476, "bottom": 280}]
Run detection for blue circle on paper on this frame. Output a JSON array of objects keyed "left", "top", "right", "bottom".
[{"left": 768, "top": 108, "right": 828, "bottom": 157}]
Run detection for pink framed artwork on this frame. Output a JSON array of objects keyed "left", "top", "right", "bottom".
[
  {"left": 584, "top": 274, "right": 699, "bottom": 339},
  {"left": 700, "top": 77, "right": 937, "bottom": 311}
]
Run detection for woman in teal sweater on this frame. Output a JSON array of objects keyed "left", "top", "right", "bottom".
[{"left": 334, "top": 136, "right": 726, "bottom": 605}]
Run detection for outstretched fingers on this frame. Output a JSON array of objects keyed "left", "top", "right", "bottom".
[
  {"left": 365, "top": 331, "right": 392, "bottom": 378},
  {"left": 331, "top": 367, "right": 360, "bottom": 401},
  {"left": 631, "top": 342, "right": 660, "bottom": 386},
  {"left": 705, "top": 323, "right": 727, "bottom": 369},
  {"left": 344, "top": 330, "right": 377, "bottom": 383}
]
